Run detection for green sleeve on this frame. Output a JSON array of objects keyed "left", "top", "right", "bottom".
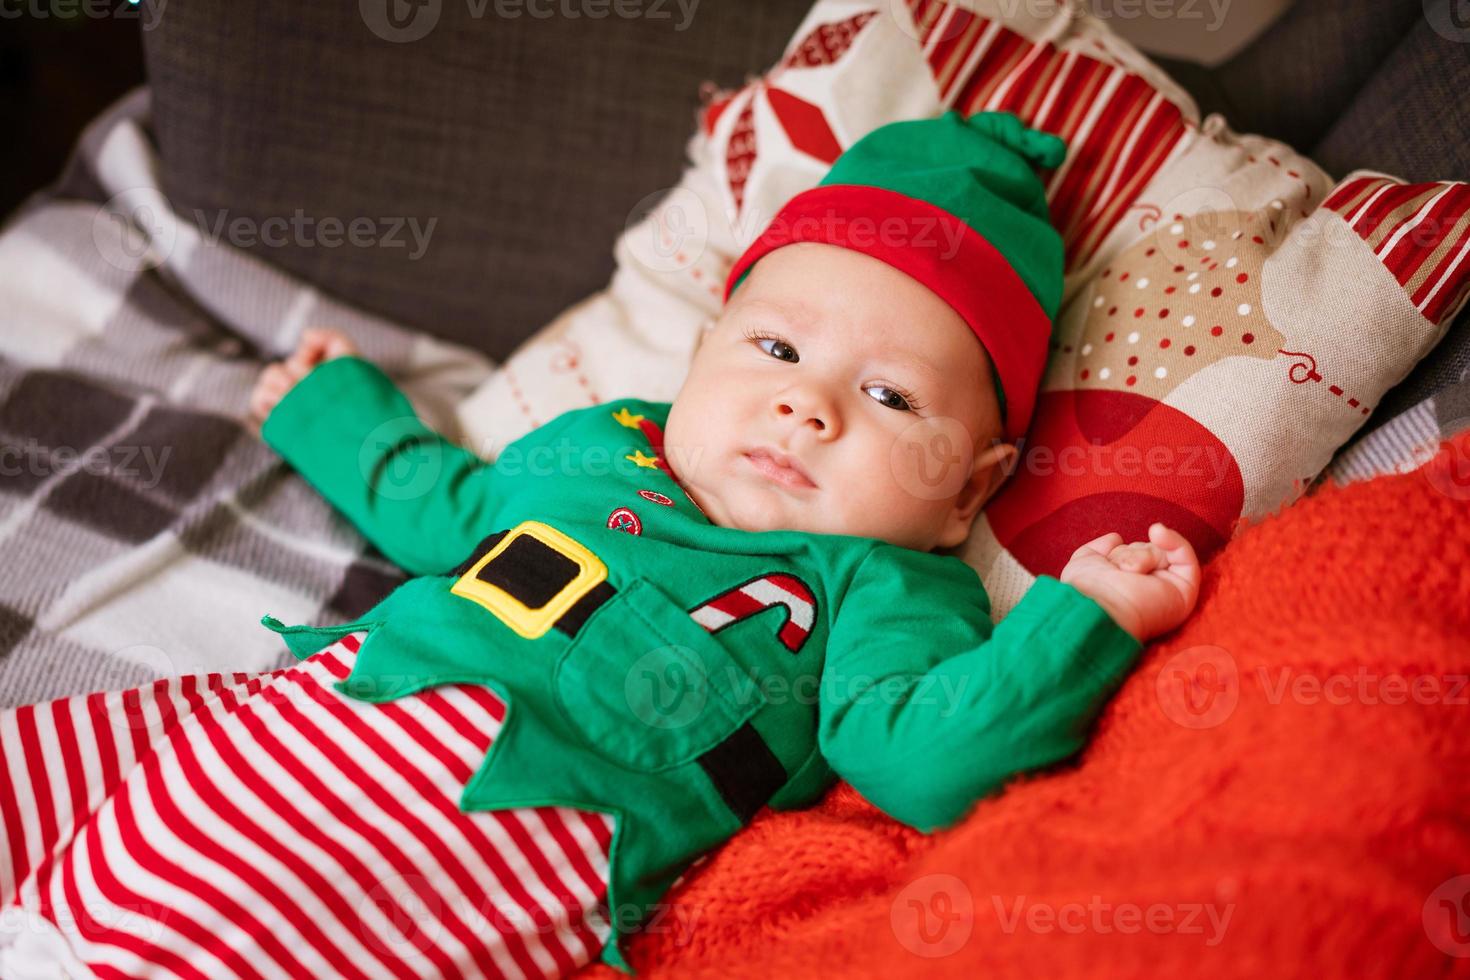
[
  {"left": 818, "top": 543, "right": 1143, "bottom": 832},
  {"left": 260, "top": 355, "right": 551, "bottom": 577}
]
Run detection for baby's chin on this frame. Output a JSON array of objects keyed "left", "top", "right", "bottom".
[
  {"left": 720, "top": 490, "right": 937, "bottom": 549},
  {"left": 711, "top": 487, "right": 823, "bottom": 536}
]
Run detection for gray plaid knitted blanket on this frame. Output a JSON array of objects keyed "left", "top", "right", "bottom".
[{"left": 0, "top": 89, "right": 495, "bottom": 707}]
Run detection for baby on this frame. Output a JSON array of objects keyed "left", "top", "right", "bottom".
[{"left": 1, "top": 111, "right": 1198, "bottom": 980}]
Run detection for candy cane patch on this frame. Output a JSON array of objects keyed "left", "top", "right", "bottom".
[{"left": 688, "top": 573, "right": 816, "bottom": 654}]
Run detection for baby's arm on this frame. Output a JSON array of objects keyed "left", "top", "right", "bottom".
[
  {"left": 249, "top": 328, "right": 360, "bottom": 422},
  {"left": 250, "top": 329, "right": 514, "bottom": 576},
  {"left": 819, "top": 542, "right": 1167, "bottom": 832}
]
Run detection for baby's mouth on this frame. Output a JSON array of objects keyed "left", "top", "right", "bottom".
[{"left": 743, "top": 448, "right": 818, "bottom": 489}]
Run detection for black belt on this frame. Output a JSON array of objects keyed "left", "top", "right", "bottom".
[{"left": 447, "top": 529, "right": 787, "bottom": 823}]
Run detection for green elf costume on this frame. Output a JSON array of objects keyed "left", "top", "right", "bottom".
[{"left": 258, "top": 110, "right": 1142, "bottom": 974}]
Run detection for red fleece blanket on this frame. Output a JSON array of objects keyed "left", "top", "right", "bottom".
[{"left": 578, "top": 432, "right": 1470, "bottom": 979}]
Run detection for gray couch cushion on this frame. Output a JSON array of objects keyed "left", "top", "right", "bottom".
[{"left": 141, "top": 0, "right": 809, "bottom": 361}]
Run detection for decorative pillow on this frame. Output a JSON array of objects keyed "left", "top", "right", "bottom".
[{"left": 455, "top": 0, "right": 1470, "bottom": 617}]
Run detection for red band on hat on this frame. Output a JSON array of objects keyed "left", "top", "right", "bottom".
[{"left": 723, "top": 184, "right": 1050, "bottom": 444}]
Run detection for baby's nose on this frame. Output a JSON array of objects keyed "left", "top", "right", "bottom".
[{"left": 776, "top": 402, "right": 826, "bottom": 430}]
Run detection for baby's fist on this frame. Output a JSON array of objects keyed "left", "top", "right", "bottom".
[
  {"left": 1059, "top": 523, "right": 1201, "bottom": 644},
  {"left": 249, "top": 327, "right": 358, "bottom": 423}
]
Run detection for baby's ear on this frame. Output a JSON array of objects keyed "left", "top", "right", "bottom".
[
  {"left": 969, "top": 438, "right": 1021, "bottom": 507},
  {"left": 936, "top": 439, "right": 1020, "bottom": 549}
]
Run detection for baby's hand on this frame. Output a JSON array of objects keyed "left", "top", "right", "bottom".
[
  {"left": 1059, "top": 523, "right": 1201, "bottom": 644},
  {"left": 249, "top": 327, "right": 359, "bottom": 423}
]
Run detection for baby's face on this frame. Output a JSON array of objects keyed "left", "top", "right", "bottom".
[{"left": 663, "top": 242, "right": 1017, "bottom": 552}]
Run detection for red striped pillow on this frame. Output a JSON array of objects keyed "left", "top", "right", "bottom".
[
  {"left": 700, "top": 0, "right": 1196, "bottom": 280},
  {"left": 1324, "top": 175, "right": 1470, "bottom": 327}
]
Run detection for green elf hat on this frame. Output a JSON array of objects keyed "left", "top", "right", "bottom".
[{"left": 722, "top": 109, "right": 1067, "bottom": 445}]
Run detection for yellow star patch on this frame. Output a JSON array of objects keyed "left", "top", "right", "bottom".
[
  {"left": 625, "top": 450, "right": 660, "bottom": 469},
  {"left": 611, "top": 407, "right": 645, "bottom": 429}
]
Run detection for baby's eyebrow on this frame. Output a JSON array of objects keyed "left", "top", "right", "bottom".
[
  {"left": 745, "top": 297, "right": 944, "bottom": 389},
  {"left": 879, "top": 352, "right": 945, "bottom": 390},
  {"left": 745, "top": 297, "right": 820, "bottom": 329}
]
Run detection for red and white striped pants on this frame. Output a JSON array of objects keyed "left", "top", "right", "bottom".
[{"left": 0, "top": 632, "right": 615, "bottom": 979}]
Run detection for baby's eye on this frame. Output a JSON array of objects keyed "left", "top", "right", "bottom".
[
  {"left": 754, "top": 337, "right": 799, "bottom": 363},
  {"left": 864, "top": 386, "right": 915, "bottom": 412}
]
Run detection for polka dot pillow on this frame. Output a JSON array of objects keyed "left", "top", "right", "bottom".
[{"left": 455, "top": 0, "right": 1470, "bottom": 618}]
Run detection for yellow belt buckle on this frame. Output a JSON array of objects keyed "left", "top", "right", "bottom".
[{"left": 450, "top": 519, "right": 607, "bottom": 639}]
